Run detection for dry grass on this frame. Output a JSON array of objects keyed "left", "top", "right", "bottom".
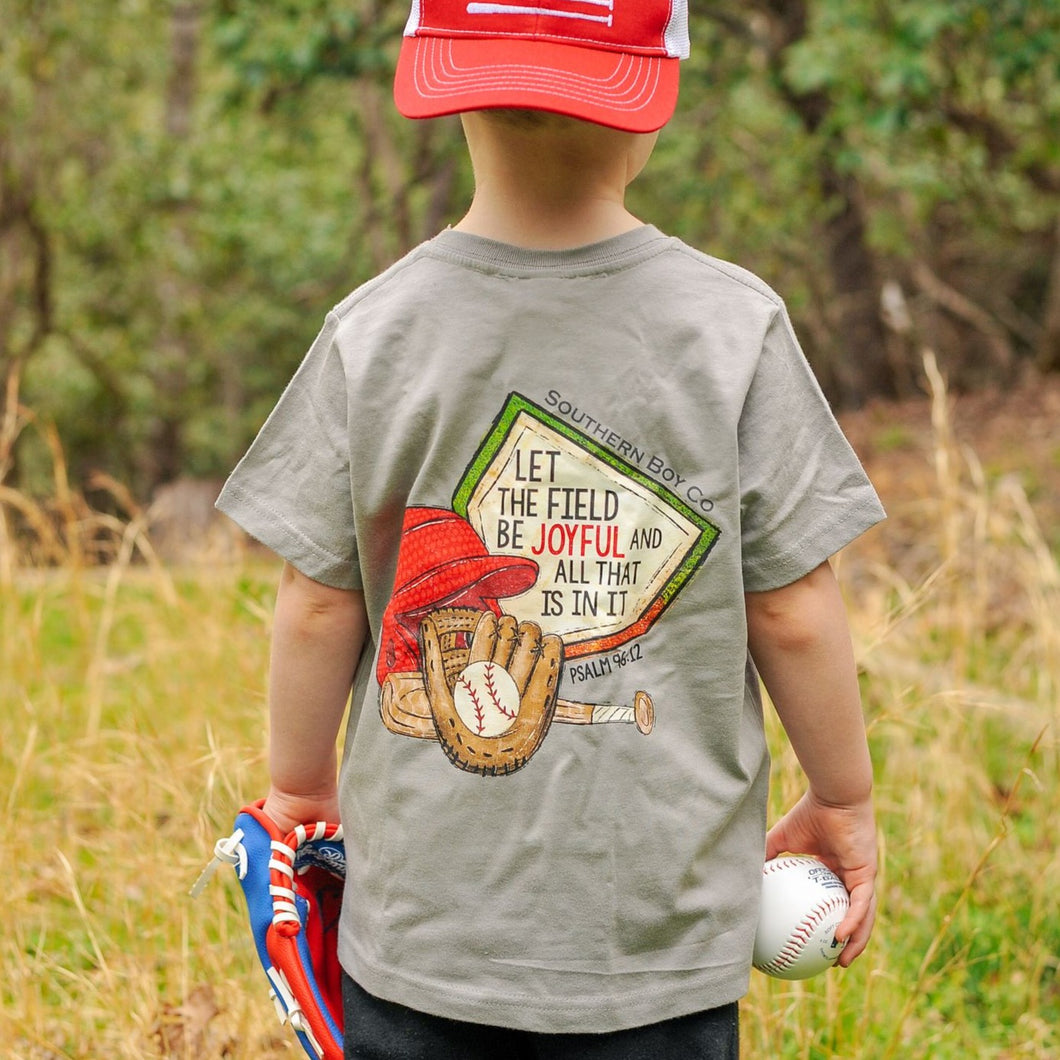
[
  {"left": 743, "top": 357, "right": 1060, "bottom": 1058},
  {"left": 2, "top": 360, "right": 1058, "bottom": 1058}
]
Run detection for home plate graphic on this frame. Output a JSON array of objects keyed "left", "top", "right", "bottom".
[{"left": 453, "top": 393, "right": 720, "bottom": 658}]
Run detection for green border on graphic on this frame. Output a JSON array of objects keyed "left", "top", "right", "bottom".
[{"left": 453, "top": 393, "right": 720, "bottom": 604}]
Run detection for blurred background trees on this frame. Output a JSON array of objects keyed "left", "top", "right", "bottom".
[{"left": 2, "top": 0, "right": 1058, "bottom": 503}]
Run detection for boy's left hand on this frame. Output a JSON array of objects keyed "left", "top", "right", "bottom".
[{"left": 765, "top": 789, "right": 878, "bottom": 967}]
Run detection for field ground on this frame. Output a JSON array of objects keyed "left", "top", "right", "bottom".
[
  {"left": 2, "top": 370, "right": 1058, "bottom": 1058},
  {"left": 840, "top": 366, "right": 1060, "bottom": 572}
]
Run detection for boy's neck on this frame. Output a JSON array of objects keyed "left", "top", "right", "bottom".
[
  {"left": 454, "top": 196, "right": 644, "bottom": 251},
  {"left": 452, "top": 112, "right": 657, "bottom": 251}
]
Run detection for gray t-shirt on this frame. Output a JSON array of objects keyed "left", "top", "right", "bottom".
[{"left": 217, "top": 225, "right": 884, "bottom": 1033}]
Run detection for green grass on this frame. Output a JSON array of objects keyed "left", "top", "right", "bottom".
[
  {"left": 2, "top": 381, "right": 1058, "bottom": 1058},
  {"left": 1, "top": 558, "right": 282, "bottom": 1058}
]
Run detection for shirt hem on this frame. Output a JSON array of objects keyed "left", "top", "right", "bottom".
[
  {"left": 743, "top": 491, "right": 885, "bottom": 593},
  {"left": 215, "top": 481, "right": 362, "bottom": 591},
  {"left": 338, "top": 941, "right": 750, "bottom": 1034}
]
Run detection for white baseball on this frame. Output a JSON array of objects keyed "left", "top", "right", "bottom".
[
  {"left": 753, "top": 856, "right": 850, "bottom": 980},
  {"left": 453, "top": 661, "right": 520, "bottom": 737}
]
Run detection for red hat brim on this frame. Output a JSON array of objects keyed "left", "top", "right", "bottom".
[
  {"left": 395, "top": 34, "right": 679, "bottom": 133},
  {"left": 390, "top": 553, "right": 539, "bottom": 616}
]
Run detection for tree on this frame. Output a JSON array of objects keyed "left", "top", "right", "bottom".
[
  {"left": 2, "top": 1, "right": 1057, "bottom": 502},
  {"left": 674, "top": 1, "right": 1060, "bottom": 400}
]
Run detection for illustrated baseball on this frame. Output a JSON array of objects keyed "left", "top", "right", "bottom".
[
  {"left": 753, "top": 856, "right": 850, "bottom": 980},
  {"left": 453, "top": 661, "right": 520, "bottom": 737}
]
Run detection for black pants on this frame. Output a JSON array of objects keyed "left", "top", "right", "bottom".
[{"left": 342, "top": 973, "right": 739, "bottom": 1059}]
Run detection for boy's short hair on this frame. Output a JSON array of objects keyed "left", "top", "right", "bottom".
[
  {"left": 476, "top": 108, "right": 574, "bottom": 130},
  {"left": 394, "top": 1, "right": 690, "bottom": 133}
]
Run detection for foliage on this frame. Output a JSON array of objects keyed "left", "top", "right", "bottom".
[
  {"left": 642, "top": 2, "right": 1060, "bottom": 397},
  {"left": 2, "top": 374, "right": 1058, "bottom": 1058},
  {"left": 2, "top": 1, "right": 1058, "bottom": 499}
]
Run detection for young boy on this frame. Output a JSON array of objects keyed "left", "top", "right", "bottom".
[{"left": 217, "top": 3, "right": 882, "bottom": 1056}]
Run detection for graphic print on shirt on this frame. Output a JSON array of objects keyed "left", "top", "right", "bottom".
[{"left": 378, "top": 392, "right": 720, "bottom": 776}]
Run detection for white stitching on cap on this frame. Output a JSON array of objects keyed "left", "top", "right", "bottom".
[{"left": 415, "top": 37, "right": 662, "bottom": 113}]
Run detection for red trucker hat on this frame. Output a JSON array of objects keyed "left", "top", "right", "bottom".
[{"left": 394, "top": 1, "right": 690, "bottom": 133}]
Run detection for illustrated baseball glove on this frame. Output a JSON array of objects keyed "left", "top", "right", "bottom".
[
  {"left": 193, "top": 802, "right": 345, "bottom": 1059},
  {"left": 419, "top": 608, "right": 563, "bottom": 776}
]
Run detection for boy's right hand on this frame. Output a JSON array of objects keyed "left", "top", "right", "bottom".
[
  {"left": 262, "top": 786, "right": 341, "bottom": 837},
  {"left": 765, "top": 789, "right": 878, "bottom": 967}
]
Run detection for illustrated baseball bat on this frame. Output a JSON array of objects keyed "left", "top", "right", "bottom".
[{"left": 380, "top": 672, "right": 654, "bottom": 739}]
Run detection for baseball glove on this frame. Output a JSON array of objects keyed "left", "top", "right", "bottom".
[
  {"left": 420, "top": 608, "right": 563, "bottom": 776},
  {"left": 194, "top": 802, "right": 345, "bottom": 1059}
]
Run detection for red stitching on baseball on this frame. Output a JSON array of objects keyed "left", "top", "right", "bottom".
[
  {"left": 456, "top": 674, "right": 488, "bottom": 734},
  {"left": 764, "top": 894, "right": 848, "bottom": 972},
  {"left": 483, "top": 662, "right": 517, "bottom": 720}
]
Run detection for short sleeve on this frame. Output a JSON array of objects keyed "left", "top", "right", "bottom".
[
  {"left": 215, "top": 314, "right": 361, "bottom": 589},
  {"left": 738, "top": 306, "right": 884, "bottom": 592}
]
